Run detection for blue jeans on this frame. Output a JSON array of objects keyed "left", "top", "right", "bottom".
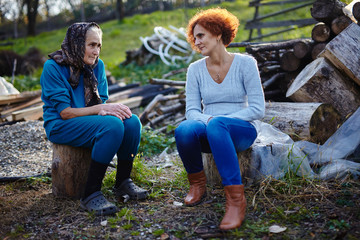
[
  {"left": 175, "top": 117, "right": 257, "bottom": 186},
  {"left": 48, "top": 114, "right": 141, "bottom": 165}
]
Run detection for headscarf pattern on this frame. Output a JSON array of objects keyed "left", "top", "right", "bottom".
[{"left": 48, "top": 22, "right": 103, "bottom": 107}]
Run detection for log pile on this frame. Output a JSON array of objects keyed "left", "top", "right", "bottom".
[{"left": 237, "top": 0, "right": 360, "bottom": 103}]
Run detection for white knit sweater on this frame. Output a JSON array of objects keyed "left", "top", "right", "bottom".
[{"left": 185, "top": 53, "right": 265, "bottom": 126}]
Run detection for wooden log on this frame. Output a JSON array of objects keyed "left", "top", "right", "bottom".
[
  {"left": 149, "top": 78, "right": 186, "bottom": 86},
  {"left": 202, "top": 149, "right": 252, "bottom": 187},
  {"left": 246, "top": 39, "right": 312, "bottom": 54},
  {"left": 286, "top": 57, "right": 360, "bottom": 118},
  {"left": 331, "top": 15, "right": 353, "bottom": 35},
  {"left": 262, "top": 102, "right": 342, "bottom": 144},
  {"left": 262, "top": 72, "right": 286, "bottom": 90},
  {"left": 354, "top": 2, "right": 360, "bottom": 23},
  {"left": 311, "top": 42, "right": 327, "bottom": 59},
  {"left": 311, "top": 0, "right": 346, "bottom": 25},
  {"left": 139, "top": 94, "right": 164, "bottom": 124},
  {"left": 311, "top": 22, "right": 331, "bottom": 42},
  {"left": 108, "top": 83, "right": 139, "bottom": 95},
  {"left": 319, "top": 23, "right": 360, "bottom": 86},
  {"left": 156, "top": 102, "right": 184, "bottom": 115},
  {"left": 293, "top": 39, "right": 314, "bottom": 59},
  {"left": 51, "top": 144, "right": 92, "bottom": 199},
  {"left": 162, "top": 67, "right": 187, "bottom": 79},
  {"left": 280, "top": 51, "right": 301, "bottom": 72}
]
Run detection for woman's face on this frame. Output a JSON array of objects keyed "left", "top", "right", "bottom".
[
  {"left": 193, "top": 24, "right": 219, "bottom": 55},
  {"left": 83, "top": 29, "right": 102, "bottom": 65}
]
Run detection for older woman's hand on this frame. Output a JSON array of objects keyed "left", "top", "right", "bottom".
[{"left": 98, "top": 103, "right": 132, "bottom": 120}]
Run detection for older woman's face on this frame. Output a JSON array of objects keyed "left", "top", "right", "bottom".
[
  {"left": 193, "top": 24, "right": 219, "bottom": 55},
  {"left": 83, "top": 29, "right": 102, "bottom": 65}
]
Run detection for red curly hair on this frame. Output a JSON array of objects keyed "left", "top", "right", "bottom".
[{"left": 186, "top": 7, "right": 240, "bottom": 51}]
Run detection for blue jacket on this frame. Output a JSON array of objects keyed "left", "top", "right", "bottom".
[{"left": 40, "top": 58, "right": 108, "bottom": 136}]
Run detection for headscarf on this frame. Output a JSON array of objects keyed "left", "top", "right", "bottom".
[{"left": 48, "top": 22, "right": 103, "bottom": 107}]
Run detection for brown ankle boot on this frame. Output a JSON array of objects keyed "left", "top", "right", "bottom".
[
  {"left": 219, "top": 185, "right": 246, "bottom": 230},
  {"left": 184, "top": 170, "right": 207, "bottom": 206}
]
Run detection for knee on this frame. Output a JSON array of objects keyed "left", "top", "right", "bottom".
[
  {"left": 124, "top": 115, "right": 142, "bottom": 133},
  {"left": 175, "top": 120, "right": 204, "bottom": 143},
  {"left": 101, "top": 116, "right": 124, "bottom": 138},
  {"left": 175, "top": 120, "right": 195, "bottom": 138},
  {"left": 207, "top": 117, "right": 227, "bottom": 136}
]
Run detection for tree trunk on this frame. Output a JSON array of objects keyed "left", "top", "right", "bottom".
[
  {"left": 311, "top": 22, "right": 331, "bottom": 42},
  {"left": 286, "top": 57, "right": 360, "bottom": 119},
  {"left": 319, "top": 23, "right": 360, "bottom": 86},
  {"left": 26, "top": 0, "right": 39, "bottom": 36},
  {"left": 51, "top": 144, "right": 92, "bottom": 199},
  {"left": 262, "top": 102, "right": 342, "bottom": 144},
  {"left": 116, "top": 0, "right": 124, "bottom": 21}
]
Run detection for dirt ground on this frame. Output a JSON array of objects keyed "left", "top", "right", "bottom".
[{"left": 0, "top": 154, "right": 359, "bottom": 240}]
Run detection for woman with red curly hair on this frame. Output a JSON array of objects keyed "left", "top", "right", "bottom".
[{"left": 175, "top": 8, "right": 265, "bottom": 230}]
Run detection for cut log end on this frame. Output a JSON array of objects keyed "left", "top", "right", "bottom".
[{"left": 309, "top": 104, "right": 342, "bottom": 144}]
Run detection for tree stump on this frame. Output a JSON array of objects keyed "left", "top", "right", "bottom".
[
  {"left": 286, "top": 57, "right": 360, "bottom": 118},
  {"left": 51, "top": 144, "right": 92, "bottom": 199},
  {"left": 202, "top": 149, "right": 252, "bottom": 187}
]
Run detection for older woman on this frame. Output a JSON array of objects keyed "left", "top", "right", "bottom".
[
  {"left": 175, "top": 8, "right": 265, "bottom": 230},
  {"left": 40, "top": 22, "right": 148, "bottom": 216}
]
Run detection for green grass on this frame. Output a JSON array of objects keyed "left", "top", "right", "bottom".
[{"left": 0, "top": 0, "right": 318, "bottom": 89}]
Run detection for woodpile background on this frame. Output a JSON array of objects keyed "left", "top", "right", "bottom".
[{"left": 1, "top": 0, "right": 359, "bottom": 145}]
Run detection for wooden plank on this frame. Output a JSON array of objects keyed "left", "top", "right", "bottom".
[
  {"left": 0, "top": 90, "right": 41, "bottom": 105},
  {"left": 319, "top": 23, "right": 360, "bottom": 86},
  {"left": 245, "top": 18, "right": 316, "bottom": 29},
  {"left": 0, "top": 96, "right": 42, "bottom": 117},
  {"left": 11, "top": 104, "right": 43, "bottom": 121}
]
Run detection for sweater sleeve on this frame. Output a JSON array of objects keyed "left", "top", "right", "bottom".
[
  {"left": 185, "top": 63, "right": 213, "bottom": 124},
  {"left": 225, "top": 56, "right": 265, "bottom": 121},
  {"left": 40, "top": 60, "right": 72, "bottom": 114}
]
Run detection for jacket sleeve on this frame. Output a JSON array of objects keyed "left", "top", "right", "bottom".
[{"left": 40, "top": 60, "right": 72, "bottom": 114}]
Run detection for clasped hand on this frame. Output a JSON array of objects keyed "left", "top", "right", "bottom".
[{"left": 98, "top": 103, "right": 132, "bottom": 120}]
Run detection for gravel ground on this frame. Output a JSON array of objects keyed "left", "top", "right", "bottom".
[{"left": 0, "top": 120, "right": 52, "bottom": 178}]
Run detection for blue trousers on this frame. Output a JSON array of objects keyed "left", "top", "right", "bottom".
[
  {"left": 48, "top": 115, "right": 141, "bottom": 165},
  {"left": 175, "top": 117, "right": 257, "bottom": 186}
]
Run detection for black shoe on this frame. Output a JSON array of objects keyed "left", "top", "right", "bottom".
[{"left": 114, "top": 178, "right": 149, "bottom": 200}]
